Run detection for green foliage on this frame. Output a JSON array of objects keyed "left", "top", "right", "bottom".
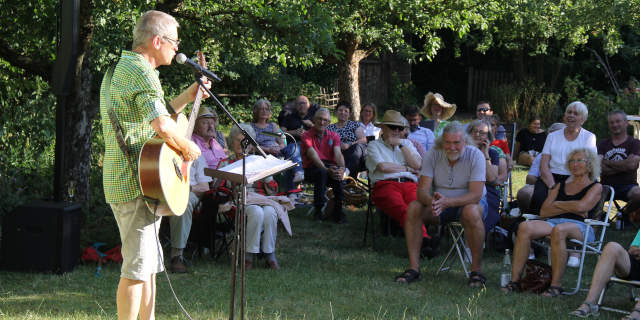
[
  {"left": 387, "top": 72, "right": 418, "bottom": 112},
  {"left": 488, "top": 79, "right": 562, "bottom": 128},
  {"left": 564, "top": 76, "right": 640, "bottom": 139}
]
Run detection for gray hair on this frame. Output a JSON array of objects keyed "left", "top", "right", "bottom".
[
  {"left": 566, "top": 101, "right": 588, "bottom": 121},
  {"left": 132, "top": 11, "right": 179, "bottom": 49},
  {"left": 466, "top": 119, "right": 495, "bottom": 142},
  {"left": 434, "top": 121, "right": 475, "bottom": 150},
  {"left": 252, "top": 98, "right": 272, "bottom": 123},
  {"left": 314, "top": 107, "right": 331, "bottom": 119},
  {"left": 565, "top": 148, "right": 600, "bottom": 181},
  {"left": 608, "top": 109, "right": 628, "bottom": 119},
  {"left": 227, "top": 123, "right": 256, "bottom": 147}
]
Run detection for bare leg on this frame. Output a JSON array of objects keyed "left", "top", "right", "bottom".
[
  {"left": 117, "top": 277, "right": 144, "bottom": 320},
  {"left": 460, "top": 204, "right": 484, "bottom": 272},
  {"left": 139, "top": 274, "right": 156, "bottom": 320},
  {"left": 548, "top": 223, "right": 584, "bottom": 288},
  {"left": 511, "top": 221, "right": 552, "bottom": 281},
  {"left": 405, "top": 201, "right": 431, "bottom": 272}
]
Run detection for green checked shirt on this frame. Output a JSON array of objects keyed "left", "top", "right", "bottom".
[{"left": 99, "top": 50, "right": 170, "bottom": 203}]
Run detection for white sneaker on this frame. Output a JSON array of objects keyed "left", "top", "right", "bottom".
[
  {"left": 528, "top": 251, "right": 535, "bottom": 260},
  {"left": 567, "top": 255, "right": 580, "bottom": 268},
  {"left": 293, "top": 171, "right": 304, "bottom": 183}
]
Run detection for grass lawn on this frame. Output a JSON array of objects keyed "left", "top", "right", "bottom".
[{"left": 1, "top": 166, "right": 639, "bottom": 319}]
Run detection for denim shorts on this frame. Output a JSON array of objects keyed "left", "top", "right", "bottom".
[
  {"left": 544, "top": 218, "right": 595, "bottom": 243},
  {"left": 440, "top": 196, "right": 489, "bottom": 225}
]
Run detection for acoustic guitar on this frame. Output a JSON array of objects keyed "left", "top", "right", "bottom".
[{"left": 138, "top": 51, "right": 207, "bottom": 216}]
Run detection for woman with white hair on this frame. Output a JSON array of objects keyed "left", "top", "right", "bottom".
[
  {"left": 216, "top": 123, "right": 288, "bottom": 269},
  {"left": 529, "top": 101, "right": 597, "bottom": 215},
  {"left": 503, "top": 148, "right": 602, "bottom": 296}
]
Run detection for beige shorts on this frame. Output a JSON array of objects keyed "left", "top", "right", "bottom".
[{"left": 110, "top": 198, "right": 164, "bottom": 280}]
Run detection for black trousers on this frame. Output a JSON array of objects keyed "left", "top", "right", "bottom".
[
  {"left": 342, "top": 142, "right": 367, "bottom": 178},
  {"left": 304, "top": 161, "right": 344, "bottom": 211}
]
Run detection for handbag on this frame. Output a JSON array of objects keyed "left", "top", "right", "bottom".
[{"left": 519, "top": 259, "right": 552, "bottom": 294}]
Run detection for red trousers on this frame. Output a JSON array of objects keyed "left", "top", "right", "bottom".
[{"left": 372, "top": 180, "right": 428, "bottom": 238}]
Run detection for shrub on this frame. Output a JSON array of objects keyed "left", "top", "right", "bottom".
[{"left": 488, "top": 79, "right": 562, "bottom": 129}]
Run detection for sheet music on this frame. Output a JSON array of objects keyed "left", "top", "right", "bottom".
[{"left": 207, "top": 155, "right": 296, "bottom": 184}]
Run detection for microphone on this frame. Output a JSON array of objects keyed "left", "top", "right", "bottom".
[
  {"left": 175, "top": 53, "right": 221, "bottom": 82},
  {"left": 261, "top": 130, "right": 283, "bottom": 138}
]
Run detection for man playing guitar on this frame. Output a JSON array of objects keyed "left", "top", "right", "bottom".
[{"left": 99, "top": 10, "right": 209, "bottom": 320}]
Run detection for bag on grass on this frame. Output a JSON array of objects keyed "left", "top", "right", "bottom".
[{"left": 519, "top": 259, "right": 552, "bottom": 294}]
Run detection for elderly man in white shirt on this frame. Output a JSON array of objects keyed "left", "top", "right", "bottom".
[{"left": 366, "top": 110, "right": 432, "bottom": 246}]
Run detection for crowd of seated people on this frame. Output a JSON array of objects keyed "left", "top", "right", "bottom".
[{"left": 168, "top": 92, "right": 640, "bottom": 317}]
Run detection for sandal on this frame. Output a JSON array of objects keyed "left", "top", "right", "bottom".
[
  {"left": 468, "top": 271, "right": 486, "bottom": 288},
  {"left": 569, "top": 302, "right": 599, "bottom": 318},
  {"left": 542, "top": 285, "right": 564, "bottom": 297},
  {"left": 501, "top": 281, "right": 521, "bottom": 293},
  {"left": 622, "top": 308, "right": 640, "bottom": 320},
  {"left": 395, "top": 269, "right": 420, "bottom": 284}
]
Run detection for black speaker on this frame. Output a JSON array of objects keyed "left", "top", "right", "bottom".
[{"left": 1, "top": 201, "right": 82, "bottom": 274}]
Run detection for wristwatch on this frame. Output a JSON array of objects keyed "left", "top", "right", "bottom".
[{"left": 398, "top": 143, "right": 404, "bottom": 149}]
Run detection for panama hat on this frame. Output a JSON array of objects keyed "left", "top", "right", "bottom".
[
  {"left": 420, "top": 92, "right": 457, "bottom": 121},
  {"left": 197, "top": 106, "right": 218, "bottom": 119},
  {"left": 375, "top": 110, "right": 408, "bottom": 128}
]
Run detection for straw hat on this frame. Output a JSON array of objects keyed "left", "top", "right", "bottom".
[
  {"left": 375, "top": 110, "right": 408, "bottom": 128},
  {"left": 420, "top": 92, "right": 457, "bottom": 121},
  {"left": 197, "top": 106, "right": 218, "bottom": 119}
]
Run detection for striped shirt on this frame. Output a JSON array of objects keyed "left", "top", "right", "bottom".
[{"left": 99, "top": 50, "right": 170, "bottom": 203}]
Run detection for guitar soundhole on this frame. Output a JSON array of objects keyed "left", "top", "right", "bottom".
[{"left": 172, "top": 158, "right": 183, "bottom": 179}]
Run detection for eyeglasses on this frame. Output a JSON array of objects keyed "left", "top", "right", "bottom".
[
  {"left": 387, "top": 125, "right": 405, "bottom": 131},
  {"left": 568, "top": 159, "right": 587, "bottom": 164},
  {"left": 471, "top": 129, "right": 489, "bottom": 136},
  {"left": 477, "top": 107, "right": 489, "bottom": 112},
  {"left": 316, "top": 118, "right": 330, "bottom": 123},
  {"left": 162, "top": 36, "right": 180, "bottom": 47}
]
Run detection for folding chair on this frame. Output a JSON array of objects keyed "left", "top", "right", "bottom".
[
  {"left": 598, "top": 276, "right": 640, "bottom": 314},
  {"left": 523, "top": 185, "right": 615, "bottom": 295},
  {"left": 436, "top": 222, "right": 471, "bottom": 278}
]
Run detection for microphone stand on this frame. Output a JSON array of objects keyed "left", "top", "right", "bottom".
[{"left": 194, "top": 75, "right": 265, "bottom": 320}]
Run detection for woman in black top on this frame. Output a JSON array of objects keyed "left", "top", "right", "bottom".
[
  {"left": 503, "top": 148, "right": 602, "bottom": 296},
  {"left": 514, "top": 117, "right": 547, "bottom": 166}
]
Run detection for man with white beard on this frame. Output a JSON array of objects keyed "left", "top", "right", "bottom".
[{"left": 395, "top": 122, "right": 488, "bottom": 287}]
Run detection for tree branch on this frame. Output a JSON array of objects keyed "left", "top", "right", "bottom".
[{"left": 0, "top": 38, "right": 52, "bottom": 81}]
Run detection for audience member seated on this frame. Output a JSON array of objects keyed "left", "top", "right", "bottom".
[
  {"left": 168, "top": 155, "right": 211, "bottom": 273},
  {"left": 250, "top": 98, "right": 304, "bottom": 188},
  {"left": 278, "top": 95, "right": 318, "bottom": 143},
  {"left": 328, "top": 101, "right": 367, "bottom": 177},
  {"left": 404, "top": 106, "right": 435, "bottom": 155},
  {"left": 503, "top": 148, "right": 602, "bottom": 296},
  {"left": 598, "top": 110, "right": 640, "bottom": 214},
  {"left": 192, "top": 107, "right": 227, "bottom": 169},
  {"left": 366, "top": 110, "right": 430, "bottom": 250},
  {"left": 397, "top": 122, "right": 488, "bottom": 286},
  {"left": 301, "top": 108, "right": 346, "bottom": 223},
  {"left": 419, "top": 92, "right": 457, "bottom": 137},
  {"left": 529, "top": 101, "right": 596, "bottom": 215},
  {"left": 516, "top": 123, "right": 565, "bottom": 211},
  {"left": 216, "top": 123, "right": 290, "bottom": 270},
  {"left": 488, "top": 115, "right": 511, "bottom": 160},
  {"left": 359, "top": 102, "right": 381, "bottom": 140},
  {"left": 514, "top": 116, "right": 547, "bottom": 167},
  {"left": 569, "top": 229, "right": 640, "bottom": 318},
  {"left": 467, "top": 119, "right": 506, "bottom": 232},
  {"left": 168, "top": 107, "right": 226, "bottom": 273}
]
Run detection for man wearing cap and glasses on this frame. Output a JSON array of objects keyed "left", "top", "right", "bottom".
[
  {"left": 192, "top": 106, "right": 227, "bottom": 169},
  {"left": 396, "top": 121, "right": 488, "bottom": 286},
  {"left": 366, "top": 110, "right": 431, "bottom": 247}
]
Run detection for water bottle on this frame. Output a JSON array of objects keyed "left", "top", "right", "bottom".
[{"left": 500, "top": 249, "right": 512, "bottom": 287}]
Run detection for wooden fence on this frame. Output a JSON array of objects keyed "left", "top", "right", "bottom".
[{"left": 466, "top": 67, "right": 515, "bottom": 108}]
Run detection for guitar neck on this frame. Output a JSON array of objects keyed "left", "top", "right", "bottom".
[{"left": 185, "top": 51, "right": 207, "bottom": 139}]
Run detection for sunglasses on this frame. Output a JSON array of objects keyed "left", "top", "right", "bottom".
[
  {"left": 477, "top": 107, "right": 489, "bottom": 112},
  {"left": 387, "top": 125, "right": 405, "bottom": 131}
]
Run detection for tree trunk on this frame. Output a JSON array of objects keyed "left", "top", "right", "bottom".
[{"left": 336, "top": 35, "right": 371, "bottom": 121}]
